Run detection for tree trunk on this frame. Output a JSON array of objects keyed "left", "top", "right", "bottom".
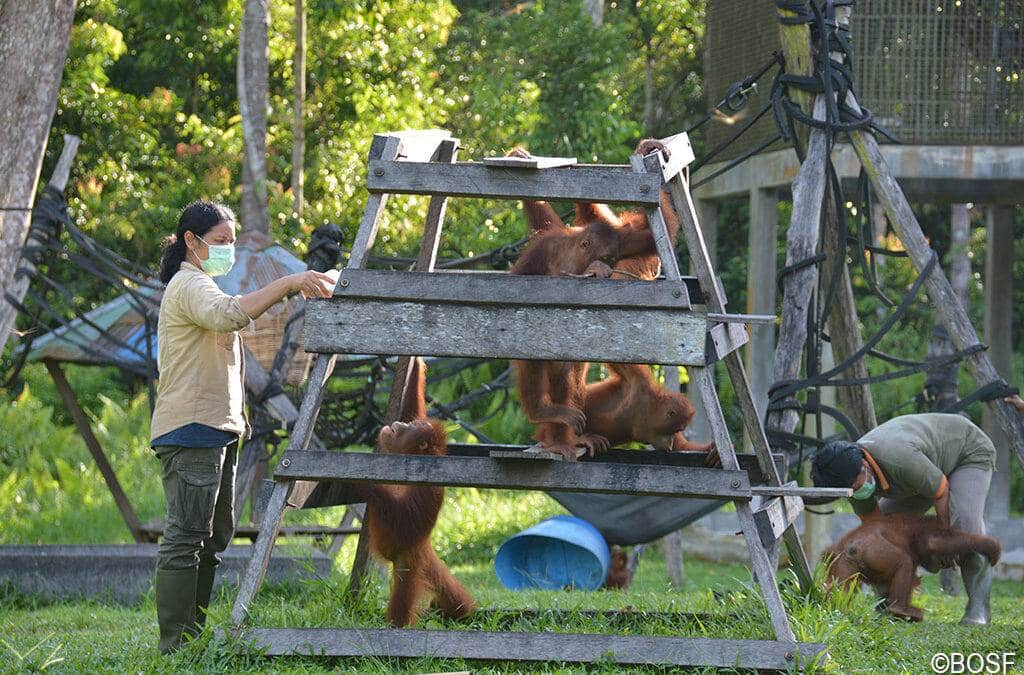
[
  {"left": 583, "top": 0, "right": 604, "bottom": 27},
  {"left": 0, "top": 0, "right": 77, "bottom": 348},
  {"left": 291, "top": 0, "right": 306, "bottom": 218},
  {"left": 238, "top": 0, "right": 270, "bottom": 236}
]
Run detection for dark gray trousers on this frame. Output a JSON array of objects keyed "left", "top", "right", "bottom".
[{"left": 156, "top": 442, "right": 237, "bottom": 571}]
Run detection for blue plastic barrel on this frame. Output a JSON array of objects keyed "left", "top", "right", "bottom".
[{"left": 494, "top": 515, "right": 610, "bottom": 591}]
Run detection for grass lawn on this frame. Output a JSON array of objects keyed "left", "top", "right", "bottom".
[{"left": 2, "top": 490, "right": 1023, "bottom": 674}]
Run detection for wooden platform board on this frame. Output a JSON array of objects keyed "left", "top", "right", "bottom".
[
  {"left": 273, "top": 451, "right": 753, "bottom": 500},
  {"left": 237, "top": 627, "right": 827, "bottom": 670},
  {"left": 481, "top": 155, "right": 577, "bottom": 169}
]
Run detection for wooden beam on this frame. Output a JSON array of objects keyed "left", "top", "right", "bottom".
[
  {"left": 44, "top": 359, "right": 145, "bottom": 543},
  {"left": 753, "top": 494, "right": 805, "bottom": 549},
  {"left": 240, "top": 627, "right": 827, "bottom": 669},
  {"left": 331, "top": 269, "right": 693, "bottom": 310},
  {"left": 273, "top": 451, "right": 753, "bottom": 500},
  {"left": 305, "top": 298, "right": 708, "bottom": 366},
  {"left": 846, "top": 79, "right": 1024, "bottom": 473},
  {"left": 366, "top": 160, "right": 662, "bottom": 206}
]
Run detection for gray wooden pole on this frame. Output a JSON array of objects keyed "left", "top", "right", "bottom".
[
  {"left": 686, "top": 198, "right": 717, "bottom": 447},
  {"left": 746, "top": 188, "right": 778, "bottom": 436},
  {"left": 820, "top": 186, "right": 877, "bottom": 434},
  {"left": 983, "top": 205, "right": 1013, "bottom": 522}
]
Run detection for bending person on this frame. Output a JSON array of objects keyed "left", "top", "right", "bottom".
[
  {"left": 150, "top": 201, "right": 335, "bottom": 653},
  {"left": 811, "top": 413, "right": 997, "bottom": 626}
]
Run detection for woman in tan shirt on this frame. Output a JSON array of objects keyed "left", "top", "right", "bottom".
[{"left": 151, "top": 201, "right": 334, "bottom": 652}]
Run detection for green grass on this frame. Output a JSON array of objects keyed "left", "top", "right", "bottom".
[
  {"left": 2, "top": 521, "right": 1023, "bottom": 673},
  {"left": 3, "top": 385, "right": 1023, "bottom": 672}
]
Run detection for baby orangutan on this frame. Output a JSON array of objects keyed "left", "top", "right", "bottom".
[
  {"left": 352, "top": 357, "right": 476, "bottom": 627},
  {"left": 824, "top": 514, "right": 1001, "bottom": 621}
]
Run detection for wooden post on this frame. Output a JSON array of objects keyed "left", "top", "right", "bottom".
[
  {"left": 687, "top": 198, "right": 718, "bottom": 447},
  {"left": 775, "top": 1, "right": 813, "bottom": 154},
  {"left": 45, "top": 359, "right": 146, "bottom": 543},
  {"left": 746, "top": 188, "right": 778, "bottom": 436},
  {"left": 983, "top": 205, "right": 1013, "bottom": 521},
  {"left": 820, "top": 184, "right": 876, "bottom": 435},
  {"left": 766, "top": 96, "right": 828, "bottom": 437}
]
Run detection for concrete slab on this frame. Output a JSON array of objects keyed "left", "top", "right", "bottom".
[{"left": 0, "top": 544, "right": 332, "bottom": 604}]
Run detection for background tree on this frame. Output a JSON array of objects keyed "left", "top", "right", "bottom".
[{"left": 0, "top": 0, "right": 77, "bottom": 348}]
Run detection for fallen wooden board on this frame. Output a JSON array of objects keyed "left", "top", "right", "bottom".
[
  {"left": 481, "top": 155, "right": 577, "bottom": 169},
  {"left": 238, "top": 627, "right": 827, "bottom": 670}
]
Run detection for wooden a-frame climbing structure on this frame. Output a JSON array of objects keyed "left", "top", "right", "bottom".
[{"left": 227, "top": 128, "right": 849, "bottom": 670}]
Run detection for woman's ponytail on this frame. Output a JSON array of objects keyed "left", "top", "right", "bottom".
[
  {"left": 158, "top": 234, "right": 188, "bottom": 283},
  {"left": 158, "top": 200, "right": 237, "bottom": 283}
]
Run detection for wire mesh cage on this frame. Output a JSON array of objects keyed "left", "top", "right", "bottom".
[{"left": 703, "top": 0, "right": 1024, "bottom": 160}]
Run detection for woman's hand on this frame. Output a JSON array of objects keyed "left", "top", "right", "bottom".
[{"left": 290, "top": 270, "right": 336, "bottom": 299}]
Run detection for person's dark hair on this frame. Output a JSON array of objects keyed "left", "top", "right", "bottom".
[
  {"left": 159, "top": 201, "right": 237, "bottom": 283},
  {"left": 811, "top": 440, "right": 864, "bottom": 488}
]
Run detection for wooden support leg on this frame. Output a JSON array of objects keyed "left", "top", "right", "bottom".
[
  {"left": 850, "top": 131, "right": 1024, "bottom": 469},
  {"left": 666, "top": 168, "right": 815, "bottom": 592},
  {"left": 693, "top": 366, "right": 796, "bottom": 642},
  {"left": 231, "top": 479, "right": 292, "bottom": 628},
  {"left": 232, "top": 353, "right": 337, "bottom": 627},
  {"left": 45, "top": 359, "right": 146, "bottom": 543}
]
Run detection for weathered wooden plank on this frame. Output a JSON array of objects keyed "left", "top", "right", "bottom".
[
  {"left": 821, "top": 167, "right": 877, "bottom": 435},
  {"left": 692, "top": 366, "right": 796, "bottom": 642},
  {"left": 240, "top": 627, "right": 827, "bottom": 669},
  {"left": 705, "top": 322, "right": 749, "bottom": 364},
  {"left": 631, "top": 151, "right": 683, "bottom": 282},
  {"left": 480, "top": 155, "right": 576, "bottom": 169},
  {"left": 750, "top": 485, "right": 851, "bottom": 499},
  {"left": 767, "top": 95, "right": 829, "bottom": 437},
  {"left": 348, "top": 135, "right": 402, "bottom": 269},
  {"left": 708, "top": 312, "right": 776, "bottom": 325},
  {"left": 655, "top": 131, "right": 696, "bottom": 181},
  {"left": 386, "top": 129, "right": 453, "bottom": 162},
  {"left": 753, "top": 494, "right": 805, "bottom": 549},
  {"left": 231, "top": 480, "right": 292, "bottom": 627},
  {"left": 366, "top": 161, "right": 662, "bottom": 206},
  {"left": 305, "top": 298, "right": 708, "bottom": 365},
  {"left": 273, "top": 451, "right": 753, "bottom": 500},
  {"left": 333, "top": 269, "right": 694, "bottom": 309}
]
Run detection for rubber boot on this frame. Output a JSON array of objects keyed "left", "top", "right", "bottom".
[
  {"left": 155, "top": 567, "right": 198, "bottom": 653},
  {"left": 939, "top": 567, "right": 961, "bottom": 596},
  {"left": 194, "top": 561, "right": 217, "bottom": 630},
  {"left": 959, "top": 552, "right": 993, "bottom": 626}
]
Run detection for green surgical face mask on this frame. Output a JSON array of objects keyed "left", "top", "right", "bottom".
[
  {"left": 195, "top": 235, "right": 235, "bottom": 276},
  {"left": 851, "top": 476, "right": 876, "bottom": 500}
]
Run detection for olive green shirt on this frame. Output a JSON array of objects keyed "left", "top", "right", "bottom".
[
  {"left": 851, "top": 413, "right": 995, "bottom": 516},
  {"left": 150, "top": 262, "right": 252, "bottom": 442}
]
